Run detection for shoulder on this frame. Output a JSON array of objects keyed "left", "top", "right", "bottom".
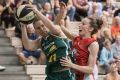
[
  {"left": 88, "top": 41, "right": 99, "bottom": 50},
  {"left": 89, "top": 41, "right": 99, "bottom": 48},
  {"left": 88, "top": 41, "right": 99, "bottom": 54}
]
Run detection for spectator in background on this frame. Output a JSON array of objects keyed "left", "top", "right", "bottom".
[
  {"left": 0, "top": 0, "right": 15, "bottom": 28},
  {"left": 102, "top": 0, "right": 115, "bottom": 17},
  {"left": 54, "top": 0, "right": 76, "bottom": 21},
  {"left": 112, "top": 35, "right": 120, "bottom": 60},
  {"left": 112, "top": 35, "right": 120, "bottom": 72},
  {"left": 105, "top": 62, "right": 120, "bottom": 80},
  {"left": 99, "top": 40, "right": 115, "bottom": 73},
  {"left": 73, "top": 0, "right": 89, "bottom": 21},
  {"left": 42, "top": 2, "right": 55, "bottom": 21},
  {"left": 17, "top": 24, "right": 41, "bottom": 65},
  {"left": 111, "top": 16, "right": 120, "bottom": 40},
  {"left": 88, "top": 1, "right": 103, "bottom": 19}
]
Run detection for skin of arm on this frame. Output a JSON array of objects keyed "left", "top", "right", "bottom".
[
  {"left": 54, "top": 2, "right": 77, "bottom": 40},
  {"left": 21, "top": 24, "right": 40, "bottom": 51},
  {"left": 60, "top": 41, "right": 99, "bottom": 74}
]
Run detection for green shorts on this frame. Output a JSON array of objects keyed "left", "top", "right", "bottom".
[{"left": 45, "top": 70, "right": 75, "bottom": 80}]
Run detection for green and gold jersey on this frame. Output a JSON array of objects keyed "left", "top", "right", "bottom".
[{"left": 41, "top": 33, "right": 72, "bottom": 74}]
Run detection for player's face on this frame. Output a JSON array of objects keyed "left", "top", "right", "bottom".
[
  {"left": 34, "top": 21, "right": 48, "bottom": 36},
  {"left": 79, "top": 18, "right": 91, "bottom": 36}
]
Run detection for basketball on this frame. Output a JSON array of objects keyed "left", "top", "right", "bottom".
[{"left": 16, "top": 5, "right": 36, "bottom": 24}]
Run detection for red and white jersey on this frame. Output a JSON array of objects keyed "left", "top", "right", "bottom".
[{"left": 72, "top": 37, "right": 98, "bottom": 80}]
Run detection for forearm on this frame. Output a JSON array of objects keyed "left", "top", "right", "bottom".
[
  {"left": 60, "top": 25, "right": 75, "bottom": 40},
  {"left": 21, "top": 26, "right": 31, "bottom": 50},
  {"left": 71, "top": 63, "right": 93, "bottom": 74}
]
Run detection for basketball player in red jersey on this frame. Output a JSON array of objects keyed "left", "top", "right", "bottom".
[
  {"left": 60, "top": 16, "right": 101, "bottom": 80},
  {"left": 57, "top": 4, "right": 102, "bottom": 79}
]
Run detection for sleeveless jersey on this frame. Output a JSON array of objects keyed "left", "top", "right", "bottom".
[
  {"left": 41, "top": 33, "right": 72, "bottom": 74},
  {"left": 72, "top": 37, "right": 98, "bottom": 80}
]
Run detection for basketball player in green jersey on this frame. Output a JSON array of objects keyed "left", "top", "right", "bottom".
[{"left": 21, "top": 4, "right": 75, "bottom": 80}]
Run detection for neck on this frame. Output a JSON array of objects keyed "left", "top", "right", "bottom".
[{"left": 81, "top": 34, "right": 91, "bottom": 39}]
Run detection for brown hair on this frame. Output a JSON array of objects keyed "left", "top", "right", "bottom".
[{"left": 88, "top": 17, "right": 103, "bottom": 35}]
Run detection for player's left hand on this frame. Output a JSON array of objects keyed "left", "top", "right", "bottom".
[{"left": 60, "top": 56, "right": 73, "bottom": 68}]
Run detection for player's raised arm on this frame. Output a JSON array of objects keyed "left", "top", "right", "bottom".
[{"left": 27, "top": 4, "right": 65, "bottom": 37}]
